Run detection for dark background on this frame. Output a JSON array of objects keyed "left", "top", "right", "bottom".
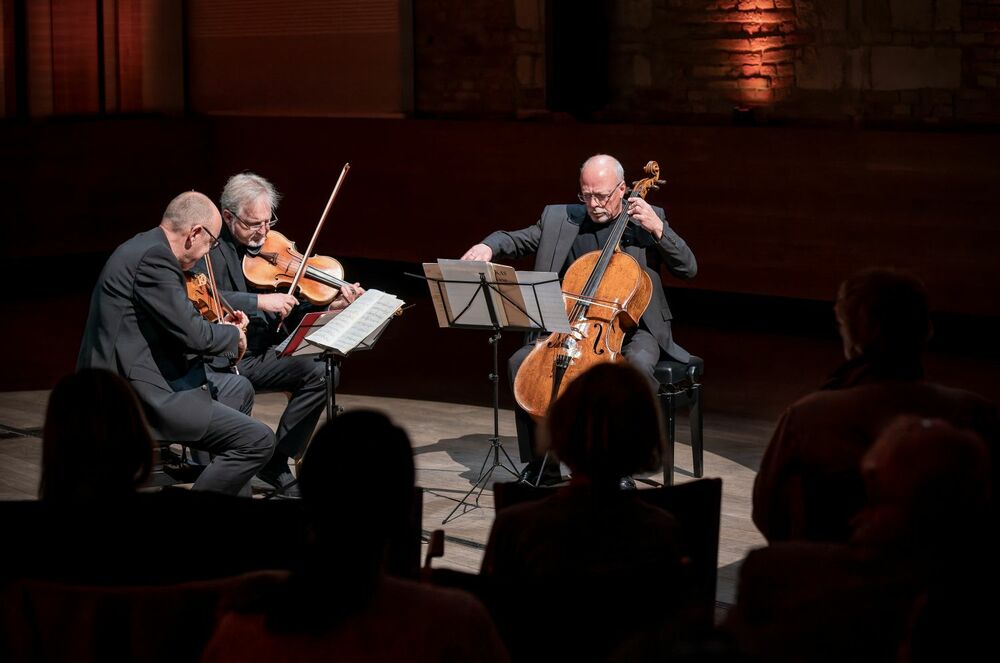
[{"left": 2, "top": 1, "right": 998, "bottom": 420}]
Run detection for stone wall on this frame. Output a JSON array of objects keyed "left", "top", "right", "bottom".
[{"left": 413, "top": 0, "right": 1000, "bottom": 126}]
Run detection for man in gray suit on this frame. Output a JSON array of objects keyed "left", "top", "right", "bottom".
[
  {"left": 199, "top": 173, "right": 362, "bottom": 497},
  {"left": 460, "top": 154, "right": 697, "bottom": 484},
  {"left": 78, "top": 191, "right": 275, "bottom": 496}
]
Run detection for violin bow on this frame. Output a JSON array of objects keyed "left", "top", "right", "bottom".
[
  {"left": 286, "top": 162, "right": 351, "bottom": 299},
  {"left": 203, "top": 252, "right": 243, "bottom": 374}
]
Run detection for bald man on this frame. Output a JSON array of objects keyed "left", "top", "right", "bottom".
[
  {"left": 78, "top": 191, "right": 275, "bottom": 496},
  {"left": 461, "top": 155, "right": 697, "bottom": 485}
]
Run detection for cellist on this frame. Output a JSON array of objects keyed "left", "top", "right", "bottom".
[
  {"left": 196, "top": 173, "right": 363, "bottom": 498},
  {"left": 460, "top": 154, "right": 697, "bottom": 486}
]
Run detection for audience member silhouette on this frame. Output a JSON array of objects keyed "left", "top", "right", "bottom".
[
  {"left": 201, "top": 410, "right": 508, "bottom": 663},
  {"left": 40, "top": 368, "right": 154, "bottom": 501},
  {"left": 727, "top": 415, "right": 992, "bottom": 663},
  {"left": 481, "top": 362, "right": 687, "bottom": 662},
  {"left": 753, "top": 267, "right": 999, "bottom": 542}
]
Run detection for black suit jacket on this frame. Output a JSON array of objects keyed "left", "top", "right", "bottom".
[
  {"left": 77, "top": 228, "right": 241, "bottom": 441},
  {"left": 482, "top": 203, "right": 697, "bottom": 361}
]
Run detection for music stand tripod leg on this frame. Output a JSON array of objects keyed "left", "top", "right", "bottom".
[{"left": 442, "top": 327, "right": 519, "bottom": 524}]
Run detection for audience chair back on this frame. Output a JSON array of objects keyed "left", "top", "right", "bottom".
[{"left": 493, "top": 477, "right": 722, "bottom": 632}]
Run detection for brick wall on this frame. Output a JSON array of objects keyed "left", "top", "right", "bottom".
[
  {"left": 413, "top": 0, "right": 545, "bottom": 117},
  {"left": 413, "top": 0, "right": 1000, "bottom": 127}
]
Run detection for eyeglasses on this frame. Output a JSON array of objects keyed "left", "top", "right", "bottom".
[
  {"left": 577, "top": 181, "right": 624, "bottom": 206},
  {"left": 201, "top": 224, "right": 221, "bottom": 250},
  {"left": 227, "top": 209, "right": 279, "bottom": 232}
]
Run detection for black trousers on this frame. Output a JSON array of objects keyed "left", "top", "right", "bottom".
[
  {"left": 229, "top": 349, "right": 332, "bottom": 461},
  {"left": 508, "top": 328, "right": 661, "bottom": 463},
  {"left": 190, "top": 372, "right": 275, "bottom": 496}
]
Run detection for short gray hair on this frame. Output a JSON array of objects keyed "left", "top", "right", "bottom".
[
  {"left": 581, "top": 154, "right": 625, "bottom": 182},
  {"left": 220, "top": 172, "right": 282, "bottom": 217},
  {"left": 161, "top": 191, "right": 217, "bottom": 232}
]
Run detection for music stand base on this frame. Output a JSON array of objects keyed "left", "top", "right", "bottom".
[{"left": 442, "top": 436, "right": 521, "bottom": 524}]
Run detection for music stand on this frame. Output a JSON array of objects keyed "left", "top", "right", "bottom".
[
  {"left": 273, "top": 307, "right": 398, "bottom": 494},
  {"left": 409, "top": 266, "right": 566, "bottom": 524}
]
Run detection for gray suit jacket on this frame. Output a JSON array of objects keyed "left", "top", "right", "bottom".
[
  {"left": 482, "top": 203, "right": 697, "bottom": 361},
  {"left": 77, "top": 228, "right": 241, "bottom": 441}
]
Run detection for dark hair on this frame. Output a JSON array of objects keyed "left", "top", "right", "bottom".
[
  {"left": 835, "top": 268, "right": 930, "bottom": 361},
  {"left": 40, "top": 369, "right": 154, "bottom": 500},
  {"left": 545, "top": 362, "right": 663, "bottom": 485},
  {"left": 300, "top": 409, "right": 415, "bottom": 544},
  {"left": 863, "top": 416, "right": 991, "bottom": 523},
  {"left": 259, "top": 410, "right": 415, "bottom": 634}
]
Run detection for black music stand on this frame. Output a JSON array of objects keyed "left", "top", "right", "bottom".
[
  {"left": 409, "top": 268, "right": 564, "bottom": 523},
  {"left": 273, "top": 308, "right": 397, "bottom": 495}
]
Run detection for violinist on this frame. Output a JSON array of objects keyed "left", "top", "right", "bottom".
[
  {"left": 198, "top": 172, "right": 363, "bottom": 498},
  {"left": 78, "top": 191, "right": 276, "bottom": 496},
  {"left": 459, "top": 154, "right": 697, "bottom": 486}
]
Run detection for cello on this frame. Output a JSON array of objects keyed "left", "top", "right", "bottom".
[{"left": 513, "top": 161, "right": 665, "bottom": 418}]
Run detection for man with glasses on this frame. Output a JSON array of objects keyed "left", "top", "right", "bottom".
[
  {"left": 197, "top": 172, "right": 363, "bottom": 498},
  {"left": 78, "top": 191, "right": 276, "bottom": 496},
  {"left": 460, "top": 154, "right": 697, "bottom": 486}
]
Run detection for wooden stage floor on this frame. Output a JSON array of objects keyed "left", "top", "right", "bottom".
[{"left": 0, "top": 390, "right": 770, "bottom": 608}]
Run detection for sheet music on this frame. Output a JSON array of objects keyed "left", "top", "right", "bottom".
[
  {"left": 515, "top": 271, "right": 573, "bottom": 333},
  {"left": 305, "top": 289, "right": 404, "bottom": 354},
  {"left": 422, "top": 262, "right": 452, "bottom": 328},
  {"left": 274, "top": 311, "right": 340, "bottom": 357},
  {"left": 437, "top": 259, "right": 508, "bottom": 327}
]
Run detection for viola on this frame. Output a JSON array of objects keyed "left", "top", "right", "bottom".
[
  {"left": 242, "top": 163, "right": 355, "bottom": 309},
  {"left": 186, "top": 253, "right": 247, "bottom": 371},
  {"left": 242, "top": 230, "right": 352, "bottom": 307},
  {"left": 513, "top": 161, "right": 665, "bottom": 419},
  {"left": 186, "top": 271, "right": 237, "bottom": 323}
]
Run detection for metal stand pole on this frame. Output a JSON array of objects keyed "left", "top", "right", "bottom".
[{"left": 442, "top": 277, "right": 522, "bottom": 524}]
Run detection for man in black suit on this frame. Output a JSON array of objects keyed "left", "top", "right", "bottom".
[
  {"left": 460, "top": 154, "right": 698, "bottom": 484},
  {"left": 198, "top": 173, "right": 362, "bottom": 497},
  {"left": 78, "top": 191, "right": 275, "bottom": 496}
]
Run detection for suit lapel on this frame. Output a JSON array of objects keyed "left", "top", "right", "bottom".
[
  {"left": 217, "top": 226, "right": 248, "bottom": 291},
  {"left": 548, "top": 205, "right": 586, "bottom": 271}
]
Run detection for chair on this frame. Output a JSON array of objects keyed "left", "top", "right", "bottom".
[
  {"left": 153, "top": 442, "right": 205, "bottom": 486},
  {"left": 655, "top": 355, "right": 704, "bottom": 486},
  {"left": 493, "top": 477, "right": 722, "bottom": 633},
  {"left": 0, "top": 571, "right": 285, "bottom": 663}
]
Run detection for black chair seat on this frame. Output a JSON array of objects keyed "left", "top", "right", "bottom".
[{"left": 654, "top": 355, "right": 704, "bottom": 386}]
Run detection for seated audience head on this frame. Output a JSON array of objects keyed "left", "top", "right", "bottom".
[
  {"left": 853, "top": 415, "right": 991, "bottom": 555},
  {"left": 834, "top": 267, "right": 931, "bottom": 362},
  {"left": 544, "top": 362, "right": 663, "bottom": 487},
  {"left": 299, "top": 410, "right": 415, "bottom": 564},
  {"left": 40, "top": 368, "right": 154, "bottom": 501}
]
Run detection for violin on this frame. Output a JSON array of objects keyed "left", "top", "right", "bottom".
[
  {"left": 186, "top": 253, "right": 247, "bottom": 371},
  {"left": 513, "top": 161, "right": 665, "bottom": 419},
  {"left": 242, "top": 230, "right": 352, "bottom": 307},
  {"left": 242, "top": 163, "right": 355, "bottom": 309}
]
